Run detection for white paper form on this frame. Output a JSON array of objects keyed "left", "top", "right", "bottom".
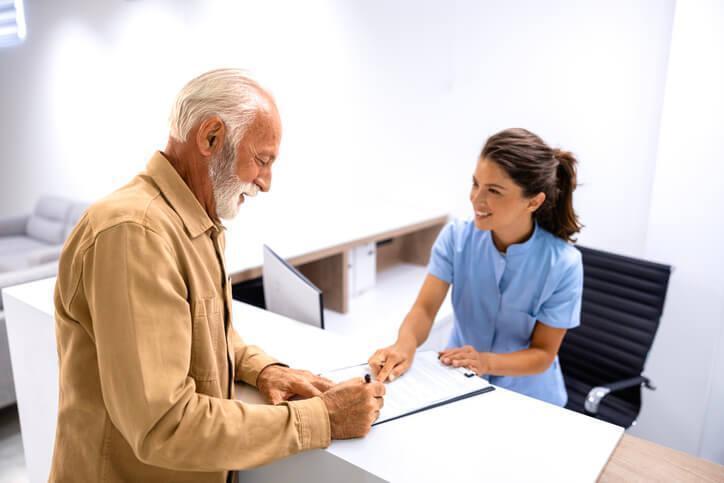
[{"left": 321, "top": 351, "right": 494, "bottom": 425}]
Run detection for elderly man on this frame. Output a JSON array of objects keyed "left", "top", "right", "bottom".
[{"left": 50, "top": 69, "right": 384, "bottom": 482}]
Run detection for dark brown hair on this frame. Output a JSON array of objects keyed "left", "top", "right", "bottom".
[{"left": 481, "top": 128, "right": 582, "bottom": 242}]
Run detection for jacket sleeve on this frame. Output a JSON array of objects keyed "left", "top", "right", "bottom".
[
  {"left": 230, "top": 327, "right": 283, "bottom": 386},
  {"left": 82, "top": 222, "right": 330, "bottom": 471}
]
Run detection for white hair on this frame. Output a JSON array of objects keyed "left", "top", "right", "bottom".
[{"left": 169, "top": 68, "right": 265, "bottom": 147}]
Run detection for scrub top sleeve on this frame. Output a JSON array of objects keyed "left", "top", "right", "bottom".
[
  {"left": 427, "top": 221, "right": 455, "bottom": 284},
  {"left": 537, "top": 254, "right": 583, "bottom": 329}
]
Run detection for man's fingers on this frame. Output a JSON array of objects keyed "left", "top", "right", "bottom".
[
  {"left": 290, "top": 379, "right": 323, "bottom": 399},
  {"left": 367, "top": 380, "right": 386, "bottom": 398},
  {"left": 310, "top": 375, "right": 335, "bottom": 392},
  {"left": 339, "top": 377, "right": 364, "bottom": 388},
  {"left": 267, "top": 390, "right": 285, "bottom": 405}
]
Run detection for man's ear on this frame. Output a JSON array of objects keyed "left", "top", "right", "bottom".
[
  {"left": 528, "top": 192, "right": 546, "bottom": 213},
  {"left": 196, "top": 116, "right": 226, "bottom": 157}
]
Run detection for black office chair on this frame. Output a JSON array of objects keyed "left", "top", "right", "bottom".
[{"left": 559, "top": 245, "right": 671, "bottom": 428}]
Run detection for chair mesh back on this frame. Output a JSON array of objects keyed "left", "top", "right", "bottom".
[{"left": 559, "top": 246, "right": 671, "bottom": 407}]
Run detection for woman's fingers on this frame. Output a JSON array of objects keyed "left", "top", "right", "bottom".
[
  {"left": 376, "top": 353, "right": 402, "bottom": 382},
  {"left": 368, "top": 349, "right": 388, "bottom": 377},
  {"left": 440, "top": 347, "right": 474, "bottom": 364},
  {"left": 388, "top": 358, "right": 411, "bottom": 381}
]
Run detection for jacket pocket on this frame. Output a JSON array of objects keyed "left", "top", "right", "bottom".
[{"left": 190, "top": 296, "right": 223, "bottom": 382}]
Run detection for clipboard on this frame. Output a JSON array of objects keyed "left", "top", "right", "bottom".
[{"left": 321, "top": 351, "right": 496, "bottom": 425}]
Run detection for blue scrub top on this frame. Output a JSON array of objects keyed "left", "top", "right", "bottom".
[{"left": 428, "top": 219, "right": 583, "bottom": 406}]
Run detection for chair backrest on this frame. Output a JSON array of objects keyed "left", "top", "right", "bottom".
[{"left": 559, "top": 246, "right": 671, "bottom": 405}]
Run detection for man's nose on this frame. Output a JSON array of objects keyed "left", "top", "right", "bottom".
[{"left": 257, "top": 169, "right": 272, "bottom": 192}]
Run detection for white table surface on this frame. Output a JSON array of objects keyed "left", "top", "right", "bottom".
[
  {"left": 5, "top": 278, "right": 624, "bottom": 483},
  {"left": 233, "top": 302, "right": 624, "bottom": 483}
]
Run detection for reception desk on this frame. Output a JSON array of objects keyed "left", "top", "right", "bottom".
[{"left": 3, "top": 277, "right": 626, "bottom": 483}]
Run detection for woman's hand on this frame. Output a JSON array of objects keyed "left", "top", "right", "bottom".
[
  {"left": 439, "top": 345, "right": 491, "bottom": 376},
  {"left": 368, "top": 340, "right": 416, "bottom": 382}
]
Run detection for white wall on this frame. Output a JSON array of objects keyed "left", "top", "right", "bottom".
[
  {"left": 3, "top": 0, "right": 723, "bottom": 464},
  {"left": 629, "top": 0, "right": 724, "bottom": 462},
  {"left": 0, "top": 0, "right": 674, "bottom": 255},
  {"left": 447, "top": 0, "right": 675, "bottom": 258}
]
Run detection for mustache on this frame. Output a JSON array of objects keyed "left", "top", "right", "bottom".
[{"left": 241, "top": 182, "right": 259, "bottom": 197}]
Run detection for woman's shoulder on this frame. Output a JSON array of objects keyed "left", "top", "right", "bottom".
[{"left": 536, "top": 227, "right": 582, "bottom": 271}]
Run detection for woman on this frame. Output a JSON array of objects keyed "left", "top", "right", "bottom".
[{"left": 368, "top": 128, "right": 583, "bottom": 406}]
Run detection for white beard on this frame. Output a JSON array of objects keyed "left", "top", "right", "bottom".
[{"left": 209, "top": 142, "right": 259, "bottom": 220}]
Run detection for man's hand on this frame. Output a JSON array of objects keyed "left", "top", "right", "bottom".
[
  {"left": 256, "top": 365, "right": 335, "bottom": 405},
  {"left": 439, "top": 345, "right": 490, "bottom": 376},
  {"left": 320, "top": 378, "right": 385, "bottom": 439}
]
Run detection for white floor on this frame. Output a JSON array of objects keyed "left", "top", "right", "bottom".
[{"left": 324, "top": 263, "right": 454, "bottom": 353}]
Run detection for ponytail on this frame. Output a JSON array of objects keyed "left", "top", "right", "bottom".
[
  {"left": 481, "top": 128, "right": 583, "bottom": 243},
  {"left": 537, "top": 149, "right": 582, "bottom": 242}
]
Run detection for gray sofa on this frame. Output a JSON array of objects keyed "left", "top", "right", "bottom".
[{"left": 0, "top": 196, "right": 88, "bottom": 409}]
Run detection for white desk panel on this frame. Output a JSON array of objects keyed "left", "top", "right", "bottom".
[
  {"left": 5, "top": 279, "right": 623, "bottom": 483},
  {"left": 223, "top": 195, "right": 450, "bottom": 277}
]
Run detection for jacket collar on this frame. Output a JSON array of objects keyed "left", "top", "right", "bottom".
[{"left": 146, "top": 151, "right": 217, "bottom": 239}]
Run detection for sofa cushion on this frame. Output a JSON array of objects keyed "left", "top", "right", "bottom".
[
  {"left": 35, "top": 196, "right": 73, "bottom": 221},
  {"left": 0, "top": 254, "right": 32, "bottom": 273},
  {"left": 26, "top": 216, "right": 65, "bottom": 245},
  {"left": 0, "top": 236, "right": 49, "bottom": 256},
  {"left": 64, "top": 203, "right": 88, "bottom": 239},
  {"left": 26, "top": 196, "right": 73, "bottom": 245}
]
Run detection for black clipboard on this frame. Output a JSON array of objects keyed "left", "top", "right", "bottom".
[
  {"left": 372, "top": 385, "right": 495, "bottom": 426},
  {"left": 322, "top": 353, "right": 496, "bottom": 426}
]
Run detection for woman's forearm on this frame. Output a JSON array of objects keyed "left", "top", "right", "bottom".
[
  {"left": 397, "top": 306, "right": 434, "bottom": 350},
  {"left": 484, "top": 347, "right": 555, "bottom": 376}
]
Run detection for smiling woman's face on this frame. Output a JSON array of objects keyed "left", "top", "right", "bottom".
[{"left": 469, "top": 158, "right": 539, "bottom": 233}]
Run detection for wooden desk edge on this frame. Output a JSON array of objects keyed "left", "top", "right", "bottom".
[
  {"left": 229, "top": 214, "right": 449, "bottom": 284},
  {"left": 599, "top": 434, "right": 724, "bottom": 482}
]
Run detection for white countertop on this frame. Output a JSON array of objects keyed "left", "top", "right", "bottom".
[
  {"left": 5, "top": 277, "right": 624, "bottom": 483},
  {"left": 231, "top": 302, "right": 623, "bottom": 483}
]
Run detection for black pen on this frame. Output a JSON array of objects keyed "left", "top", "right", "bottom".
[{"left": 364, "top": 373, "right": 372, "bottom": 384}]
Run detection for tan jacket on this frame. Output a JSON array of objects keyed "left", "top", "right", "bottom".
[{"left": 50, "top": 152, "right": 330, "bottom": 482}]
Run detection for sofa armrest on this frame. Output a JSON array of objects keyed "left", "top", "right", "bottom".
[
  {"left": 0, "top": 262, "right": 58, "bottom": 291},
  {"left": 584, "top": 376, "right": 655, "bottom": 414},
  {"left": 26, "top": 245, "right": 63, "bottom": 265},
  {"left": 0, "top": 215, "right": 29, "bottom": 236}
]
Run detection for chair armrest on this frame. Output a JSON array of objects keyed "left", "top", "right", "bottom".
[
  {"left": 0, "top": 215, "right": 29, "bottom": 236},
  {"left": 584, "top": 376, "right": 655, "bottom": 414},
  {"left": 0, "top": 262, "right": 58, "bottom": 291}
]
